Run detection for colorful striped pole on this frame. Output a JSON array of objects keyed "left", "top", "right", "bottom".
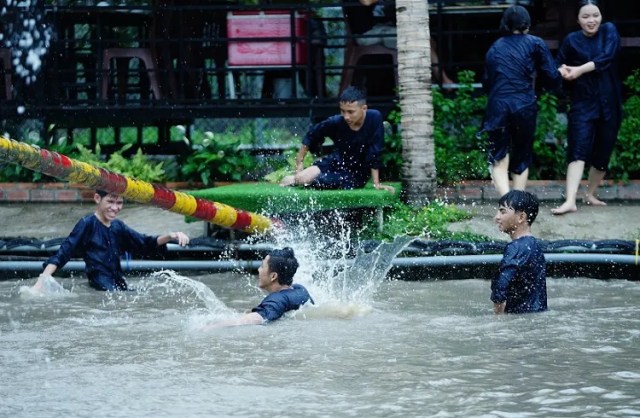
[{"left": 0, "top": 136, "right": 274, "bottom": 234}]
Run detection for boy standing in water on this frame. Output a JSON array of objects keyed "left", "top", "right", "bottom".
[
  {"left": 491, "top": 190, "right": 547, "bottom": 314},
  {"left": 40, "top": 190, "right": 190, "bottom": 291}
]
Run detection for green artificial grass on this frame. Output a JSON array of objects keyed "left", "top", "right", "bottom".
[{"left": 187, "top": 182, "right": 401, "bottom": 215}]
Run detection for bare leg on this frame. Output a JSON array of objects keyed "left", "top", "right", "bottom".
[
  {"left": 584, "top": 167, "right": 607, "bottom": 206},
  {"left": 511, "top": 168, "right": 529, "bottom": 191},
  {"left": 430, "top": 40, "right": 454, "bottom": 85},
  {"left": 551, "top": 160, "right": 584, "bottom": 215},
  {"left": 279, "top": 166, "right": 321, "bottom": 187},
  {"left": 279, "top": 175, "right": 295, "bottom": 187},
  {"left": 491, "top": 156, "right": 510, "bottom": 197}
]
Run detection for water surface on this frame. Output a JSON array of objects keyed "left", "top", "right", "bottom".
[{"left": 1, "top": 273, "right": 639, "bottom": 418}]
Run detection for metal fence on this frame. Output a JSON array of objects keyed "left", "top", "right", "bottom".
[{"left": 1, "top": 1, "right": 639, "bottom": 152}]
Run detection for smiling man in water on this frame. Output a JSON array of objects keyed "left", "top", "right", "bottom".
[
  {"left": 279, "top": 86, "right": 395, "bottom": 193},
  {"left": 40, "top": 189, "right": 190, "bottom": 291}
]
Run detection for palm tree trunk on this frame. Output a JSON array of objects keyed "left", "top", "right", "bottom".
[{"left": 396, "top": 0, "right": 437, "bottom": 206}]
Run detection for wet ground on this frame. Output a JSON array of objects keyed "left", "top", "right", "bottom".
[
  {"left": 449, "top": 200, "right": 640, "bottom": 242},
  {"left": 0, "top": 203, "right": 204, "bottom": 240},
  {"left": 1, "top": 201, "right": 639, "bottom": 242}
]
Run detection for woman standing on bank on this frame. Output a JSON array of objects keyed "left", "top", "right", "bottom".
[{"left": 551, "top": 0, "right": 622, "bottom": 215}]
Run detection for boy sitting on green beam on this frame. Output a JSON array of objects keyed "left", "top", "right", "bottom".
[{"left": 280, "top": 86, "right": 395, "bottom": 193}]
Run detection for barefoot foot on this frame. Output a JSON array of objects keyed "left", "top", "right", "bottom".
[
  {"left": 550, "top": 202, "right": 578, "bottom": 215},
  {"left": 584, "top": 194, "right": 607, "bottom": 206},
  {"left": 279, "top": 175, "right": 295, "bottom": 187}
]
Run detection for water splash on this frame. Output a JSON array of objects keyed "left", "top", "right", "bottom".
[
  {"left": 266, "top": 209, "right": 415, "bottom": 315},
  {"left": 145, "top": 270, "right": 235, "bottom": 316},
  {"left": 332, "top": 235, "right": 415, "bottom": 301},
  {"left": 20, "top": 274, "right": 72, "bottom": 298},
  {"left": 1, "top": 0, "right": 52, "bottom": 85}
]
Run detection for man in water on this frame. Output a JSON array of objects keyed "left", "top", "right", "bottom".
[
  {"left": 39, "top": 189, "right": 190, "bottom": 291},
  {"left": 279, "top": 86, "right": 395, "bottom": 192},
  {"left": 203, "top": 247, "right": 313, "bottom": 328},
  {"left": 491, "top": 190, "right": 547, "bottom": 314}
]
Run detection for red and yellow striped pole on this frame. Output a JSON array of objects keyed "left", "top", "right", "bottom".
[{"left": 0, "top": 136, "right": 274, "bottom": 234}]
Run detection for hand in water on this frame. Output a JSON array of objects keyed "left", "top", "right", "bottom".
[
  {"left": 32, "top": 274, "right": 50, "bottom": 292},
  {"left": 32, "top": 274, "right": 67, "bottom": 294}
]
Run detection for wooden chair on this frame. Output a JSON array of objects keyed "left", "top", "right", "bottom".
[
  {"left": 340, "top": 20, "right": 398, "bottom": 93},
  {"left": 0, "top": 48, "right": 12, "bottom": 100},
  {"left": 101, "top": 48, "right": 162, "bottom": 100}
]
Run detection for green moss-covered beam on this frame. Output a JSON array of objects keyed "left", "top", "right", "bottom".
[{"left": 187, "top": 182, "right": 401, "bottom": 215}]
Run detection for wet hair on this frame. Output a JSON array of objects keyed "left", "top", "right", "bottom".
[
  {"left": 498, "top": 190, "right": 540, "bottom": 225},
  {"left": 95, "top": 190, "right": 122, "bottom": 200},
  {"left": 500, "top": 5, "right": 531, "bottom": 33},
  {"left": 339, "top": 86, "right": 367, "bottom": 105},
  {"left": 577, "top": 0, "right": 599, "bottom": 14},
  {"left": 267, "top": 247, "right": 299, "bottom": 286}
]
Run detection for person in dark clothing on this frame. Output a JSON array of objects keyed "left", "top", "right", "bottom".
[
  {"left": 482, "top": 5, "right": 563, "bottom": 197},
  {"left": 551, "top": 0, "right": 622, "bottom": 215},
  {"left": 202, "top": 247, "right": 314, "bottom": 329},
  {"left": 491, "top": 190, "right": 547, "bottom": 314},
  {"left": 279, "top": 86, "right": 395, "bottom": 192},
  {"left": 40, "top": 190, "right": 190, "bottom": 291}
]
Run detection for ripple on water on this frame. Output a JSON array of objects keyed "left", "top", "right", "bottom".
[
  {"left": 610, "top": 371, "right": 640, "bottom": 382},
  {"left": 2, "top": 264, "right": 640, "bottom": 417}
]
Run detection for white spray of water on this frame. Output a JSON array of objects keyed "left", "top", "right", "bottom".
[
  {"left": 262, "top": 207, "right": 416, "bottom": 318},
  {"left": 1, "top": 0, "right": 52, "bottom": 85},
  {"left": 146, "top": 270, "right": 235, "bottom": 316},
  {"left": 138, "top": 206, "right": 415, "bottom": 323},
  {"left": 20, "top": 274, "right": 73, "bottom": 299}
]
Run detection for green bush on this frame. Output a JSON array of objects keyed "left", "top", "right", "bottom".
[
  {"left": 531, "top": 92, "right": 567, "bottom": 180},
  {"left": 0, "top": 141, "right": 78, "bottom": 183},
  {"left": 75, "top": 144, "right": 167, "bottom": 183},
  {"left": 359, "top": 200, "right": 489, "bottom": 242},
  {"left": 381, "top": 111, "right": 404, "bottom": 181},
  {"left": 433, "top": 70, "right": 489, "bottom": 184},
  {"left": 609, "top": 70, "right": 640, "bottom": 181},
  {"left": 0, "top": 142, "right": 167, "bottom": 183},
  {"left": 179, "top": 128, "right": 255, "bottom": 185}
]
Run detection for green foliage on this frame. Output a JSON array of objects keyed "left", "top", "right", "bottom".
[
  {"left": 432, "top": 70, "right": 489, "bottom": 184},
  {"left": 0, "top": 142, "right": 77, "bottom": 183},
  {"left": 609, "top": 70, "right": 640, "bottom": 182},
  {"left": 360, "top": 200, "right": 489, "bottom": 242},
  {"left": 381, "top": 112, "right": 403, "bottom": 181},
  {"left": 75, "top": 144, "right": 167, "bottom": 183},
  {"left": 0, "top": 141, "right": 167, "bottom": 183},
  {"left": 0, "top": 163, "right": 46, "bottom": 182},
  {"left": 531, "top": 92, "right": 567, "bottom": 180},
  {"left": 179, "top": 129, "right": 255, "bottom": 185},
  {"left": 263, "top": 150, "right": 315, "bottom": 184},
  {"left": 383, "top": 71, "right": 490, "bottom": 184}
]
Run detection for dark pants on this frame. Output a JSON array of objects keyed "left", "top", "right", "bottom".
[
  {"left": 89, "top": 274, "right": 128, "bottom": 291},
  {"left": 487, "top": 103, "right": 537, "bottom": 175},
  {"left": 567, "top": 107, "right": 621, "bottom": 171}
]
